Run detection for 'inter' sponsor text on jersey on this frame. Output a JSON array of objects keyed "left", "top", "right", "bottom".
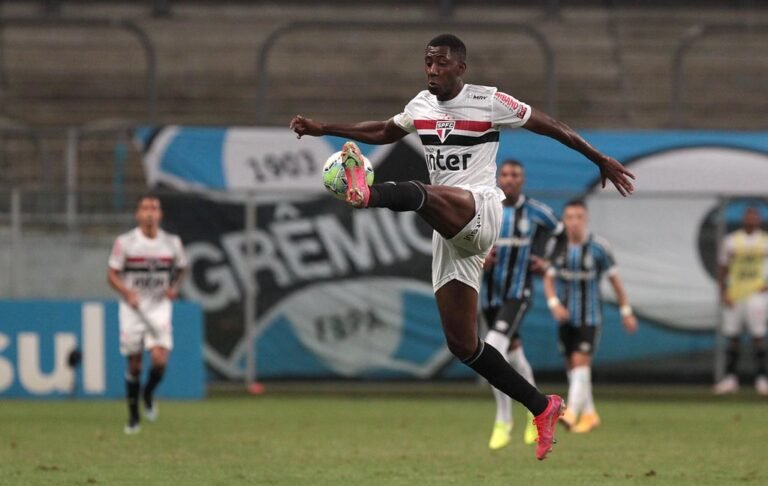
[{"left": 392, "top": 84, "right": 531, "bottom": 195}]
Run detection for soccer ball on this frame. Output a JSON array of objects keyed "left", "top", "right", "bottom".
[{"left": 322, "top": 150, "right": 374, "bottom": 200}]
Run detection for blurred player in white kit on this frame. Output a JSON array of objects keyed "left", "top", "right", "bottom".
[
  {"left": 108, "top": 195, "right": 187, "bottom": 434},
  {"left": 714, "top": 206, "right": 768, "bottom": 395}
]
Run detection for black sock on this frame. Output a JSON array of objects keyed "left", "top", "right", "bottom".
[
  {"left": 463, "top": 340, "right": 549, "bottom": 416},
  {"left": 143, "top": 366, "right": 165, "bottom": 407},
  {"left": 755, "top": 346, "right": 766, "bottom": 376},
  {"left": 125, "top": 373, "right": 140, "bottom": 424},
  {"left": 726, "top": 339, "right": 740, "bottom": 376},
  {"left": 368, "top": 181, "right": 427, "bottom": 212}
]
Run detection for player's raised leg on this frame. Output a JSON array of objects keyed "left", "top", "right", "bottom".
[
  {"left": 143, "top": 346, "right": 169, "bottom": 422},
  {"left": 124, "top": 353, "right": 142, "bottom": 434},
  {"left": 342, "top": 141, "right": 475, "bottom": 238}
]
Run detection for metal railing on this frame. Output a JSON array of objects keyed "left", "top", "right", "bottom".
[
  {"left": 671, "top": 22, "right": 768, "bottom": 127},
  {"left": 0, "top": 120, "right": 143, "bottom": 231},
  {"left": 255, "top": 20, "right": 557, "bottom": 124},
  {"left": 0, "top": 119, "right": 49, "bottom": 187},
  {"left": 0, "top": 16, "right": 158, "bottom": 122}
]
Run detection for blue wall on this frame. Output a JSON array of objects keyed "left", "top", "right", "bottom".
[{"left": 0, "top": 300, "right": 204, "bottom": 399}]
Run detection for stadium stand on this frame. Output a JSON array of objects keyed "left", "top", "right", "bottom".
[{"left": 0, "top": 1, "right": 766, "bottom": 194}]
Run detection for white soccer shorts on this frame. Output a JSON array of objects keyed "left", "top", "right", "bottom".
[
  {"left": 119, "top": 298, "right": 174, "bottom": 355},
  {"left": 722, "top": 292, "right": 768, "bottom": 338},
  {"left": 432, "top": 186, "right": 502, "bottom": 293}
]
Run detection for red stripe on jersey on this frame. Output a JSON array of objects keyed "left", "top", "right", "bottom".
[
  {"left": 125, "top": 257, "right": 174, "bottom": 263},
  {"left": 413, "top": 119, "right": 493, "bottom": 132}
]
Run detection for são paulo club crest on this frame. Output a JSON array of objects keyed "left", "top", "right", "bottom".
[{"left": 435, "top": 120, "right": 455, "bottom": 143}]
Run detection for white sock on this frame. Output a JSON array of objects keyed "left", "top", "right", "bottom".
[
  {"left": 508, "top": 346, "right": 536, "bottom": 388},
  {"left": 567, "top": 366, "right": 590, "bottom": 418},
  {"left": 582, "top": 367, "right": 595, "bottom": 414},
  {"left": 492, "top": 387, "right": 512, "bottom": 424},
  {"left": 485, "top": 329, "right": 512, "bottom": 424}
]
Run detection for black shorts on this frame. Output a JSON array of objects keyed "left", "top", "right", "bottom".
[
  {"left": 558, "top": 323, "right": 600, "bottom": 356},
  {"left": 483, "top": 298, "right": 531, "bottom": 340}
]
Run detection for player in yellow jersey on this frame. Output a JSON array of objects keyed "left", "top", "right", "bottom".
[{"left": 715, "top": 207, "right": 768, "bottom": 395}]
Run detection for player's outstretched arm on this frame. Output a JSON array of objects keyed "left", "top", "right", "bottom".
[
  {"left": 608, "top": 273, "right": 637, "bottom": 333},
  {"left": 289, "top": 115, "right": 409, "bottom": 145},
  {"left": 523, "top": 110, "right": 635, "bottom": 196}
]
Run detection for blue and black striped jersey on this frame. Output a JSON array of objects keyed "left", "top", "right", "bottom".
[
  {"left": 481, "top": 195, "right": 561, "bottom": 310},
  {"left": 547, "top": 234, "right": 617, "bottom": 327}
]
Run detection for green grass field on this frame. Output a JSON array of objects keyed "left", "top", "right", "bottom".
[{"left": 1, "top": 385, "right": 766, "bottom": 485}]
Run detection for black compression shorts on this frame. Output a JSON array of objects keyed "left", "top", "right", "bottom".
[
  {"left": 483, "top": 297, "right": 531, "bottom": 340},
  {"left": 558, "top": 323, "right": 600, "bottom": 356}
]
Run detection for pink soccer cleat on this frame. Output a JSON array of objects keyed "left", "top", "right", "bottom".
[
  {"left": 533, "top": 395, "right": 566, "bottom": 461},
  {"left": 340, "top": 141, "right": 370, "bottom": 208}
]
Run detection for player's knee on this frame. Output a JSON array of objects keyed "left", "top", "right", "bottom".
[
  {"left": 571, "top": 352, "right": 592, "bottom": 367},
  {"left": 445, "top": 335, "right": 477, "bottom": 361},
  {"left": 151, "top": 348, "right": 169, "bottom": 367},
  {"left": 126, "top": 356, "right": 142, "bottom": 377},
  {"left": 153, "top": 355, "right": 168, "bottom": 368},
  {"left": 128, "top": 365, "right": 141, "bottom": 378}
]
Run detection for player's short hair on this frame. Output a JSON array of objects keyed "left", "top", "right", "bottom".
[
  {"left": 427, "top": 34, "right": 467, "bottom": 62},
  {"left": 500, "top": 159, "right": 524, "bottom": 170},
  {"left": 136, "top": 192, "right": 161, "bottom": 209},
  {"left": 564, "top": 199, "right": 587, "bottom": 211}
]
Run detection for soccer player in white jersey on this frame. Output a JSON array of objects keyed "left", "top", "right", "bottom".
[
  {"left": 714, "top": 206, "right": 768, "bottom": 395},
  {"left": 290, "top": 34, "right": 634, "bottom": 460},
  {"left": 108, "top": 195, "right": 187, "bottom": 434}
]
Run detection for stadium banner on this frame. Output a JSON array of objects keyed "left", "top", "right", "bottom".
[
  {"left": 138, "top": 126, "right": 768, "bottom": 380},
  {"left": 0, "top": 300, "right": 205, "bottom": 399},
  {"left": 135, "top": 125, "right": 426, "bottom": 196}
]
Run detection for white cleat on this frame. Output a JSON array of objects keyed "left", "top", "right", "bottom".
[
  {"left": 755, "top": 376, "right": 768, "bottom": 396},
  {"left": 123, "top": 422, "right": 141, "bottom": 435},
  {"left": 145, "top": 403, "right": 158, "bottom": 423},
  {"left": 713, "top": 375, "right": 739, "bottom": 395}
]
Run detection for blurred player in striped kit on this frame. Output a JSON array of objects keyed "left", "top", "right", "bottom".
[
  {"left": 544, "top": 200, "right": 636, "bottom": 433},
  {"left": 108, "top": 195, "right": 188, "bottom": 434},
  {"left": 481, "top": 159, "right": 562, "bottom": 450},
  {"left": 714, "top": 206, "right": 768, "bottom": 395}
]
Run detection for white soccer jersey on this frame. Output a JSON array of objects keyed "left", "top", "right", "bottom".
[
  {"left": 392, "top": 83, "right": 531, "bottom": 196},
  {"left": 109, "top": 227, "right": 187, "bottom": 302}
]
